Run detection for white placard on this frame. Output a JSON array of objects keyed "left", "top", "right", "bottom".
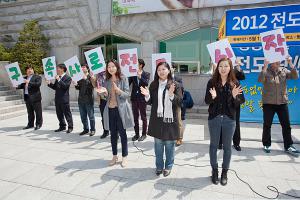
[
  {"left": 207, "top": 38, "right": 236, "bottom": 65},
  {"left": 42, "top": 56, "right": 57, "bottom": 80},
  {"left": 117, "top": 48, "right": 138, "bottom": 77},
  {"left": 84, "top": 47, "right": 106, "bottom": 75},
  {"left": 260, "top": 28, "right": 288, "bottom": 63},
  {"left": 5, "top": 62, "right": 24, "bottom": 87},
  {"left": 64, "top": 56, "right": 84, "bottom": 82}
]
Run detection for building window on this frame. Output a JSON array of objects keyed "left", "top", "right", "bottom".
[
  {"left": 80, "top": 34, "right": 141, "bottom": 63},
  {"left": 159, "top": 27, "right": 218, "bottom": 74}
]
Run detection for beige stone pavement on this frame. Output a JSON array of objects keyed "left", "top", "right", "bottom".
[{"left": 0, "top": 111, "right": 299, "bottom": 200}]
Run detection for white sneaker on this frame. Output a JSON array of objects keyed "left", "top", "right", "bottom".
[
  {"left": 263, "top": 146, "right": 271, "bottom": 153},
  {"left": 286, "top": 146, "right": 300, "bottom": 157}
]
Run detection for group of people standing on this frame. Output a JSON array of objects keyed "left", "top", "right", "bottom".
[
  {"left": 17, "top": 59, "right": 186, "bottom": 176},
  {"left": 15, "top": 55, "right": 299, "bottom": 185}
]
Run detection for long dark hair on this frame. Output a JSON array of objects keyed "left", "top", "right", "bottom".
[
  {"left": 211, "top": 58, "right": 237, "bottom": 89},
  {"left": 105, "top": 59, "right": 122, "bottom": 80},
  {"left": 153, "top": 62, "right": 173, "bottom": 87}
]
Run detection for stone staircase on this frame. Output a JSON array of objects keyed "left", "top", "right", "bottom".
[
  {"left": 0, "top": 82, "right": 27, "bottom": 120},
  {"left": 46, "top": 100, "right": 209, "bottom": 120}
]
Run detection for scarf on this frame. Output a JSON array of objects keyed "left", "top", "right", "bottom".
[{"left": 157, "top": 79, "right": 174, "bottom": 123}]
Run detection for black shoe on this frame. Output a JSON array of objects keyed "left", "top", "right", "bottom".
[
  {"left": 66, "top": 128, "right": 73, "bottom": 134},
  {"left": 132, "top": 135, "right": 139, "bottom": 141},
  {"left": 138, "top": 135, "right": 147, "bottom": 141},
  {"left": 23, "top": 126, "right": 34, "bottom": 130},
  {"left": 89, "top": 131, "right": 96, "bottom": 136},
  {"left": 163, "top": 169, "right": 171, "bottom": 177},
  {"left": 220, "top": 169, "right": 228, "bottom": 186},
  {"left": 79, "top": 130, "right": 88, "bottom": 136},
  {"left": 156, "top": 169, "right": 163, "bottom": 176},
  {"left": 34, "top": 125, "right": 41, "bottom": 130},
  {"left": 211, "top": 168, "right": 219, "bottom": 185},
  {"left": 218, "top": 144, "right": 223, "bottom": 150},
  {"left": 54, "top": 127, "right": 66, "bottom": 132},
  {"left": 100, "top": 132, "right": 109, "bottom": 139},
  {"left": 233, "top": 145, "right": 241, "bottom": 151}
]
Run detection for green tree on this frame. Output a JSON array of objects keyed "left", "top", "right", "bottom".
[
  {"left": 12, "top": 20, "right": 49, "bottom": 74},
  {"left": 0, "top": 43, "right": 12, "bottom": 61}
]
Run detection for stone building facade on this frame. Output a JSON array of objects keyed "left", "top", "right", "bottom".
[{"left": 0, "top": 0, "right": 298, "bottom": 106}]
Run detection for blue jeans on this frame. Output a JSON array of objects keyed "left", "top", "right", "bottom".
[
  {"left": 109, "top": 108, "right": 128, "bottom": 157},
  {"left": 154, "top": 138, "right": 175, "bottom": 170},
  {"left": 78, "top": 102, "right": 95, "bottom": 131},
  {"left": 208, "top": 115, "right": 236, "bottom": 170}
]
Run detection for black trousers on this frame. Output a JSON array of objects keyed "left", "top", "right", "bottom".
[
  {"left": 219, "top": 106, "right": 241, "bottom": 146},
  {"left": 109, "top": 107, "right": 128, "bottom": 157},
  {"left": 55, "top": 102, "right": 73, "bottom": 129},
  {"left": 99, "top": 99, "right": 109, "bottom": 133},
  {"left": 25, "top": 99, "right": 43, "bottom": 127},
  {"left": 262, "top": 104, "right": 293, "bottom": 150},
  {"left": 132, "top": 99, "right": 147, "bottom": 136}
]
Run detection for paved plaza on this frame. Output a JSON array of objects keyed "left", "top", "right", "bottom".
[{"left": 0, "top": 111, "right": 299, "bottom": 200}]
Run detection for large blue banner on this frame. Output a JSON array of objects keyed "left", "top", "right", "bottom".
[
  {"left": 233, "top": 46, "right": 300, "bottom": 124},
  {"left": 221, "top": 4, "right": 300, "bottom": 124},
  {"left": 226, "top": 4, "right": 300, "bottom": 37}
]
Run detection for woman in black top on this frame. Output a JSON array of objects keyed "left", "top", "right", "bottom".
[{"left": 205, "top": 58, "right": 245, "bottom": 186}]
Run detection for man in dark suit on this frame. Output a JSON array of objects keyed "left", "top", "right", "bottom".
[
  {"left": 47, "top": 63, "right": 73, "bottom": 133},
  {"left": 129, "top": 59, "right": 150, "bottom": 141},
  {"left": 17, "top": 66, "right": 43, "bottom": 130}
]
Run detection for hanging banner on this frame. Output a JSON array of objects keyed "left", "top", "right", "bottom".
[
  {"left": 219, "top": 4, "right": 300, "bottom": 124},
  {"left": 224, "top": 4, "right": 300, "bottom": 46},
  {"left": 112, "top": 0, "right": 281, "bottom": 16},
  {"left": 117, "top": 48, "right": 138, "bottom": 77},
  {"left": 84, "top": 47, "right": 106, "bottom": 75},
  {"left": 42, "top": 56, "right": 57, "bottom": 80},
  {"left": 5, "top": 62, "right": 24, "bottom": 87},
  {"left": 64, "top": 56, "right": 84, "bottom": 82},
  {"left": 234, "top": 46, "right": 299, "bottom": 124}
]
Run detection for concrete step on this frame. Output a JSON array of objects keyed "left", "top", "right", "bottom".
[
  {"left": 0, "top": 99, "right": 24, "bottom": 107},
  {"left": 0, "top": 104, "right": 26, "bottom": 114},
  {"left": 0, "top": 110, "right": 27, "bottom": 120},
  {"left": 0, "top": 90, "right": 17, "bottom": 96},
  {"left": 0, "top": 86, "right": 10, "bottom": 91},
  {"left": 0, "top": 95, "right": 22, "bottom": 102}
]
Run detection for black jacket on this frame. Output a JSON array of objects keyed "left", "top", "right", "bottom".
[
  {"left": 75, "top": 75, "right": 95, "bottom": 104},
  {"left": 129, "top": 71, "right": 150, "bottom": 101},
  {"left": 205, "top": 79, "right": 245, "bottom": 120},
  {"left": 146, "top": 80, "right": 183, "bottom": 140},
  {"left": 48, "top": 74, "right": 72, "bottom": 104},
  {"left": 17, "top": 74, "right": 42, "bottom": 103},
  {"left": 234, "top": 68, "right": 245, "bottom": 81}
]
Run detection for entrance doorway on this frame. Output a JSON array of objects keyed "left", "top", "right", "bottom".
[{"left": 80, "top": 34, "right": 141, "bottom": 64}]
